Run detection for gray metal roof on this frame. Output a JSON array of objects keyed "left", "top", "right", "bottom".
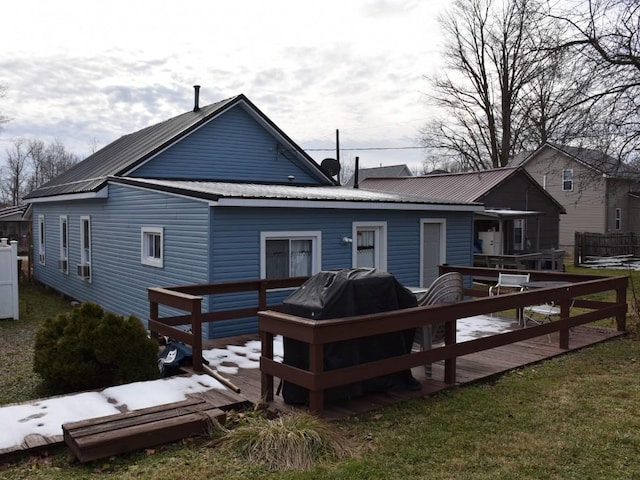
[
  {"left": 359, "top": 167, "right": 520, "bottom": 203},
  {"left": 110, "top": 177, "right": 483, "bottom": 209},
  {"left": 24, "top": 94, "right": 336, "bottom": 200},
  {"left": 0, "top": 205, "right": 27, "bottom": 221}
]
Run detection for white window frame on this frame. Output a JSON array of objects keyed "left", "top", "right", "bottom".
[
  {"left": 260, "top": 231, "right": 321, "bottom": 279},
  {"left": 59, "top": 215, "right": 68, "bottom": 274},
  {"left": 562, "top": 169, "right": 574, "bottom": 191},
  {"left": 352, "top": 222, "right": 387, "bottom": 271},
  {"left": 615, "top": 208, "right": 622, "bottom": 231},
  {"left": 141, "top": 227, "right": 164, "bottom": 268},
  {"left": 38, "top": 215, "right": 46, "bottom": 265},
  {"left": 80, "top": 215, "right": 92, "bottom": 280}
]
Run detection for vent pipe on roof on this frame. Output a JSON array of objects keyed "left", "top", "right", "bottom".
[
  {"left": 353, "top": 156, "right": 359, "bottom": 189},
  {"left": 193, "top": 85, "right": 201, "bottom": 112}
]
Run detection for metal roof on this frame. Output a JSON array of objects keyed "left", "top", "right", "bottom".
[
  {"left": 0, "top": 205, "right": 27, "bottom": 221},
  {"left": 344, "top": 164, "right": 412, "bottom": 186},
  {"left": 359, "top": 167, "right": 520, "bottom": 203},
  {"left": 23, "top": 94, "right": 336, "bottom": 200},
  {"left": 109, "top": 177, "right": 484, "bottom": 210}
]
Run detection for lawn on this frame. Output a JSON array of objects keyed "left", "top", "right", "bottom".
[{"left": 0, "top": 268, "right": 639, "bottom": 479}]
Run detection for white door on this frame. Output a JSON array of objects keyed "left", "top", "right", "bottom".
[{"left": 421, "top": 220, "right": 446, "bottom": 287}]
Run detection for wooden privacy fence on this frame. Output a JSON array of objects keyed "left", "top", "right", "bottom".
[
  {"left": 148, "top": 266, "right": 627, "bottom": 415},
  {"left": 575, "top": 231, "right": 640, "bottom": 264}
]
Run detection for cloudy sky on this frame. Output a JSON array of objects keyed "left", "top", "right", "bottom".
[{"left": 0, "top": 0, "right": 448, "bottom": 173}]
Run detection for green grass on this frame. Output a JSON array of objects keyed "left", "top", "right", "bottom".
[
  {"left": 0, "top": 284, "right": 73, "bottom": 404},
  {"left": 1, "top": 273, "right": 639, "bottom": 479}
]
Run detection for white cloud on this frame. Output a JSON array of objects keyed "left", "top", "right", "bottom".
[{"left": 0, "top": 0, "right": 449, "bottom": 170}]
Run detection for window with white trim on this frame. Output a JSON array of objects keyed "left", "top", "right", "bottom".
[
  {"left": 79, "top": 216, "right": 92, "bottom": 280},
  {"left": 615, "top": 208, "right": 622, "bottom": 231},
  {"left": 353, "top": 222, "right": 387, "bottom": 271},
  {"left": 141, "top": 227, "right": 164, "bottom": 267},
  {"left": 38, "top": 215, "right": 46, "bottom": 264},
  {"left": 261, "top": 231, "right": 321, "bottom": 279},
  {"left": 562, "top": 169, "right": 574, "bottom": 191},
  {"left": 59, "top": 216, "right": 68, "bottom": 274}
]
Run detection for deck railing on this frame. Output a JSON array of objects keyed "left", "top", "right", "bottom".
[
  {"left": 148, "top": 276, "right": 309, "bottom": 371},
  {"left": 148, "top": 266, "right": 628, "bottom": 415}
]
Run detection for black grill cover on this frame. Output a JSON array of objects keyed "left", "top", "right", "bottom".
[{"left": 281, "top": 268, "right": 419, "bottom": 404}]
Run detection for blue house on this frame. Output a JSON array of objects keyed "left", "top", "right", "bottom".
[{"left": 24, "top": 89, "right": 482, "bottom": 338}]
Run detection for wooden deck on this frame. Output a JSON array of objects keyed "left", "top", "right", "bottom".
[
  {"left": 203, "top": 324, "right": 624, "bottom": 421},
  {"left": 0, "top": 324, "right": 624, "bottom": 460}
]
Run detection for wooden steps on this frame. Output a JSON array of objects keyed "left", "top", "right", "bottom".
[{"left": 63, "top": 389, "right": 250, "bottom": 463}]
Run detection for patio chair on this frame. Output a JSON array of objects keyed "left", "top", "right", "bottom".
[
  {"left": 414, "top": 272, "right": 464, "bottom": 376},
  {"left": 488, "top": 273, "right": 530, "bottom": 323}
]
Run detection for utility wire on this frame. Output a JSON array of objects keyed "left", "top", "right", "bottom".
[{"left": 305, "top": 146, "right": 426, "bottom": 152}]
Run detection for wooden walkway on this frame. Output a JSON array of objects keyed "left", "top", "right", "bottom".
[{"left": 0, "top": 325, "right": 624, "bottom": 460}]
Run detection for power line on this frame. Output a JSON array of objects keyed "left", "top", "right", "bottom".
[{"left": 305, "top": 146, "right": 426, "bottom": 152}]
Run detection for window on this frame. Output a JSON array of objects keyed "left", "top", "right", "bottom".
[
  {"left": 38, "top": 215, "right": 45, "bottom": 264},
  {"left": 141, "top": 227, "right": 164, "bottom": 267},
  {"left": 59, "top": 216, "right": 68, "bottom": 274},
  {"left": 513, "top": 219, "right": 524, "bottom": 251},
  {"left": 562, "top": 169, "right": 573, "bottom": 191},
  {"left": 79, "top": 216, "right": 91, "bottom": 280},
  {"left": 353, "top": 222, "right": 387, "bottom": 271},
  {"left": 261, "top": 231, "right": 321, "bottom": 279},
  {"left": 615, "top": 208, "right": 622, "bottom": 231}
]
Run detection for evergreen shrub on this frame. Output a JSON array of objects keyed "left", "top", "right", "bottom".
[{"left": 34, "top": 302, "right": 159, "bottom": 393}]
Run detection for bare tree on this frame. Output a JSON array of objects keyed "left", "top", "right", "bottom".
[
  {"left": 1, "top": 139, "right": 29, "bottom": 206},
  {"left": 550, "top": 0, "right": 640, "bottom": 163},
  {"left": 422, "top": 0, "right": 558, "bottom": 170},
  {"left": 27, "top": 138, "right": 79, "bottom": 191}
]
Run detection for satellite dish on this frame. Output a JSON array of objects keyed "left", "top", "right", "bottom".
[{"left": 321, "top": 158, "right": 341, "bottom": 177}]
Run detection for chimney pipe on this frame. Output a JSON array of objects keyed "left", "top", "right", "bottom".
[
  {"left": 353, "top": 156, "right": 359, "bottom": 189},
  {"left": 193, "top": 85, "right": 201, "bottom": 112}
]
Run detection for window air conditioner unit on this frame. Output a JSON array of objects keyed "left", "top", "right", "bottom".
[
  {"left": 58, "top": 259, "right": 68, "bottom": 271},
  {"left": 77, "top": 264, "right": 91, "bottom": 279}
]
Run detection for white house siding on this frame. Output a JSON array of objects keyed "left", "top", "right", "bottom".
[
  {"left": 520, "top": 147, "right": 606, "bottom": 250},
  {"left": 208, "top": 206, "right": 474, "bottom": 337},
  {"left": 130, "top": 106, "right": 324, "bottom": 185},
  {"left": 32, "top": 183, "right": 211, "bottom": 325}
]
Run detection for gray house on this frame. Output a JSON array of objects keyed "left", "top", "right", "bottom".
[
  {"left": 24, "top": 91, "right": 482, "bottom": 338},
  {"left": 509, "top": 142, "right": 640, "bottom": 250}
]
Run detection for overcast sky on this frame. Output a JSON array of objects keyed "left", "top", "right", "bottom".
[{"left": 0, "top": 0, "right": 448, "bottom": 173}]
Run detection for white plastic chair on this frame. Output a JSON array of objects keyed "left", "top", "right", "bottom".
[{"left": 488, "top": 273, "right": 530, "bottom": 322}]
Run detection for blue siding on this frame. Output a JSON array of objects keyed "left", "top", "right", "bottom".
[
  {"left": 130, "top": 107, "right": 324, "bottom": 185},
  {"left": 208, "top": 207, "right": 474, "bottom": 337},
  {"left": 32, "top": 184, "right": 211, "bottom": 326}
]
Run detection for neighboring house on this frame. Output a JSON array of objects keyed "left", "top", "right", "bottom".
[
  {"left": 23, "top": 91, "right": 482, "bottom": 339},
  {"left": 0, "top": 205, "right": 29, "bottom": 255},
  {"left": 509, "top": 142, "right": 640, "bottom": 250},
  {"left": 344, "top": 164, "right": 412, "bottom": 187},
  {"left": 359, "top": 167, "right": 566, "bottom": 257}
]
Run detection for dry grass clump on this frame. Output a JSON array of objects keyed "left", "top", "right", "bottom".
[{"left": 217, "top": 411, "right": 355, "bottom": 471}]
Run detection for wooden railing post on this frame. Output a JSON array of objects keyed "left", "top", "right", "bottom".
[
  {"left": 308, "top": 342, "right": 324, "bottom": 415},
  {"left": 559, "top": 298, "right": 571, "bottom": 349},
  {"left": 616, "top": 285, "right": 627, "bottom": 332},
  {"left": 149, "top": 300, "right": 159, "bottom": 338},
  {"left": 260, "top": 331, "right": 274, "bottom": 402},
  {"left": 443, "top": 316, "right": 457, "bottom": 384},
  {"left": 191, "top": 297, "right": 203, "bottom": 371}
]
